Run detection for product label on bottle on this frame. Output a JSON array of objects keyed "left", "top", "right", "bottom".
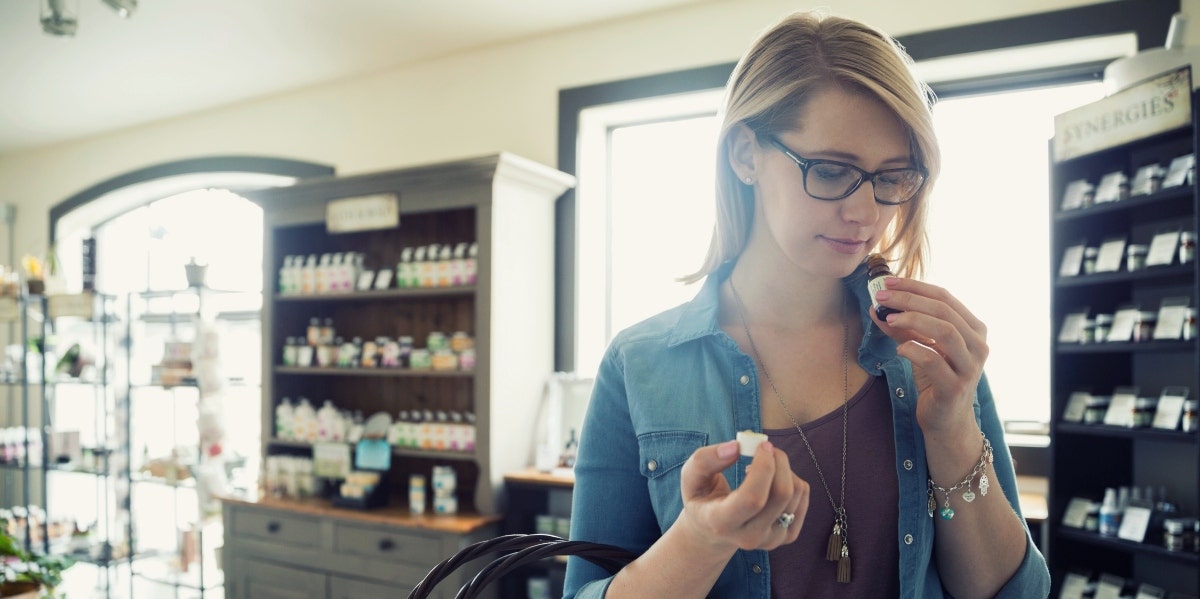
[{"left": 867, "top": 275, "right": 887, "bottom": 312}]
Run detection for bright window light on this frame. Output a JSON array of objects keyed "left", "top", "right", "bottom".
[{"left": 576, "top": 79, "right": 1104, "bottom": 428}]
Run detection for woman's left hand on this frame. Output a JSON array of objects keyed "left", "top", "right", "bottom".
[{"left": 868, "top": 276, "right": 988, "bottom": 440}]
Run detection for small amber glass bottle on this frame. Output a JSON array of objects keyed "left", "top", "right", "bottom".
[{"left": 866, "top": 253, "right": 902, "bottom": 320}]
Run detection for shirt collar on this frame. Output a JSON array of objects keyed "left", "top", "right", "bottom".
[{"left": 665, "top": 259, "right": 895, "bottom": 365}]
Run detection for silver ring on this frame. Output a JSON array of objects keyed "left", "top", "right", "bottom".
[{"left": 777, "top": 512, "right": 795, "bottom": 529}]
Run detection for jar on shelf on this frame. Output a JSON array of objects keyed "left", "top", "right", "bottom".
[
  {"left": 398, "top": 336, "right": 414, "bottom": 368},
  {"left": 431, "top": 349, "right": 458, "bottom": 371},
  {"left": 1133, "top": 396, "right": 1157, "bottom": 428},
  {"left": 427, "top": 331, "right": 448, "bottom": 352},
  {"left": 1084, "top": 395, "right": 1110, "bottom": 425},
  {"left": 1182, "top": 399, "right": 1198, "bottom": 433},
  {"left": 1181, "top": 231, "right": 1197, "bottom": 265},
  {"left": 1125, "top": 244, "right": 1149, "bottom": 272},
  {"left": 1185, "top": 308, "right": 1198, "bottom": 341},
  {"left": 410, "top": 348, "right": 432, "bottom": 370},
  {"left": 1080, "top": 318, "right": 1096, "bottom": 344},
  {"left": 1094, "top": 313, "right": 1114, "bottom": 342},
  {"left": 282, "top": 337, "right": 299, "bottom": 367},
  {"left": 458, "top": 348, "right": 476, "bottom": 371},
  {"left": 1082, "top": 246, "right": 1099, "bottom": 275},
  {"left": 450, "top": 331, "right": 474, "bottom": 353},
  {"left": 1164, "top": 517, "right": 1191, "bottom": 551},
  {"left": 1133, "top": 310, "right": 1158, "bottom": 343}
]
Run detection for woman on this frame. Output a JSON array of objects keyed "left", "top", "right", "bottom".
[{"left": 564, "top": 10, "right": 1050, "bottom": 599}]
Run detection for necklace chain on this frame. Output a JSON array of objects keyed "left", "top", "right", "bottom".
[{"left": 728, "top": 277, "right": 850, "bottom": 531}]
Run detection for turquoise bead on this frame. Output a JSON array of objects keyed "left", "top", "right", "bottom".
[{"left": 940, "top": 507, "right": 954, "bottom": 520}]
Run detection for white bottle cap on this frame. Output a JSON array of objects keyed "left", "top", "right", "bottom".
[{"left": 736, "top": 430, "right": 767, "bottom": 457}]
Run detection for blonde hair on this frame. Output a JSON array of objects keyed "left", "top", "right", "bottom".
[{"left": 683, "top": 10, "right": 939, "bottom": 283}]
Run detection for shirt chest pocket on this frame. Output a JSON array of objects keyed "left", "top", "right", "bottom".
[{"left": 637, "top": 430, "right": 708, "bottom": 528}]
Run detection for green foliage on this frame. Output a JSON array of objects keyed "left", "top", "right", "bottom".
[{"left": 0, "top": 519, "right": 75, "bottom": 595}]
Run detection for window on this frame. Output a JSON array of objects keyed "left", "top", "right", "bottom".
[{"left": 572, "top": 78, "right": 1104, "bottom": 425}]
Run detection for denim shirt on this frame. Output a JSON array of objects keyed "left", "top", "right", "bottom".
[{"left": 564, "top": 262, "right": 1050, "bottom": 598}]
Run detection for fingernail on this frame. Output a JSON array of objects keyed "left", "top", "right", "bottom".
[
  {"left": 760, "top": 441, "right": 774, "bottom": 453},
  {"left": 886, "top": 313, "right": 897, "bottom": 323},
  {"left": 875, "top": 289, "right": 891, "bottom": 301},
  {"left": 885, "top": 276, "right": 900, "bottom": 287},
  {"left": 717, "top": 440, "right": 738, "bottom": 459}
]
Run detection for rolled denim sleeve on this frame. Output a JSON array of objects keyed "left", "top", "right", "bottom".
[
  {"left": 563, "top": 343, "right": 661, "bottom": 599},
  {"left": 974, "top": 374, "right": 1051, "bottom": 599}
]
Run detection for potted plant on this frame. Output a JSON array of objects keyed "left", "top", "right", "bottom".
[{"left": 0, "top": 522, "right": 73, "bottom": 598}]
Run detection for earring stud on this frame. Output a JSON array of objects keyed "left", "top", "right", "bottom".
[{"left": 744, "top": 176, "right": 754, "bottom": 184}]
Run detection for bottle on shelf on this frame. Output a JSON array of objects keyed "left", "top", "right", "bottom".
[
  {"left": 275, "top": 398, "right": 295, "bottom": 441},
  {"left": 279, "top": 256, "right": 294, "bottom": 294},
  {"left": 301, "top": 255, "right": 317, "bottom": 295},
  {"left": 397, "top": 248, "right": 414, "bottom": 289},
  {"left": 1098, "top": 487, "right": 1121, "bottom": 536},
  {"left": 316, "top": 254, "right": 333, "bottom": 294},
  {"left": 466, "top": 242, "right": 478, "bottom": 285},
  {"left": 437, "top": 244, "right": 454, "bottom": 287},
  {"left": 420, "top": 244, "right": 439, "bottom": 288}
]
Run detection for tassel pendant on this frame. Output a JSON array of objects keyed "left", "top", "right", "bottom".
[
  {"left": 836, "top": 543, "right": 852, "bottom": 583},
  {"left": 826, "top": 521, "right": 843, "bottom": 561}
]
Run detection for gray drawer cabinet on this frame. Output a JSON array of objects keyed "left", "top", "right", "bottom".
[{"left": 223, "top": 501, "right": 499, "bottom": 599}]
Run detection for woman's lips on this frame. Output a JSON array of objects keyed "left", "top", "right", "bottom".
[{"left": 821, "top": 236, "right": 866, "bottom": 254}]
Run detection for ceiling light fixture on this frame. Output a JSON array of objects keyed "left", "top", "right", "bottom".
[{"left": 39, "top": 0, "right": 137, "bottom": 37}]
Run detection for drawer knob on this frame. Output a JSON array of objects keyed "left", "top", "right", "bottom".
[
  {"left": 267, "top": 521, "right": 281, "bottom": 533},
  {"left": 378, "top": 539, "right": 396, "bottom": 551}
]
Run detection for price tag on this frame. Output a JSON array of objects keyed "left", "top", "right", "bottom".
[
  {"left": 1153, "top": 387, "right": 1189, "bottom": 430},
  {"left": 1118, "top": 506, "right": 1153, "bottom": 542},
  {"left": 1060, "top": 243, "right": 1086, "bottom": 277},
  {"left": 1135, "top": 583, "right": 1165, "bottom": 599},
  {"left": 1146, "top": 230, "right": 1180, "bottom": 266},
  {"left": 1059, "top": 572, "right": 1090, "bottom": 599},
  {"left": 1094, "top": 237, "right": 1127, "bottom": 273},
  {"left": 1094, "top": 171, "right": 1126, "bottom": 204},
  {"left": 313, "top": 442, "right": 352, "bottom": 479},
  {"left": 1107, "top": 307, "right": 1140, "bottom": 342},
  {"left": 1062, "top": 497, "right": 1093, "bottom": 528},
  {"left": 1062, "top": 391, "right": 1091, "bottom": 423},
  {"left": 1153, "top": 297, "right": 1190, "bottom": 340},
  {"left": 356, "top": 270, "right": 376, "bottom": 291},
  {"left": 1095, "top": 574, "right": 1125, "bottom": 599},
  {"left": 1058, "top": 310, "right": 1089, "bottom": 343},
  {"left": 1061, "top": 179, "right": 1092, "bottom": 211},
  {"left": 373, "top": 268, "right": 394, "bottom": 290},
  {"left": 1163, "top": 154, "right": 1195, "bottom": 187},
  {"left": 1104, "top": 387, "right": 1138, "bottom": 427}
]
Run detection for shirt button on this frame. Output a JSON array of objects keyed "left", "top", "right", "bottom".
[
  {"left": 740, "top": 375, "right": 750, "bottom": 385},
  {"left": 895, "top": 387, "right": 906, "bottom": 398},
  {"left": 904, "top": 534, "right": 914, "bottom": 545},
  {"left": 903, "top": 459, "right": 913, "bottom": 471},
  {"left": 875, "top": 362, "right": 883, "bottom": 370},
  {"left": 752, "top": 564, "right": 762, "bottom": 574},
  {"left": 646, "top": 460, "right": 658, "bottom": 472}
]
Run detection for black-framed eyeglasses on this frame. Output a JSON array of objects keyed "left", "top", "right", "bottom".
[{"left": 767, "top": 136, "right": 926, "bottom": 206}]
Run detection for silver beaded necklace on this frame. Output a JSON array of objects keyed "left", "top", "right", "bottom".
[{"left": 728, "top": 278, "right": 853, "bottom": 584}]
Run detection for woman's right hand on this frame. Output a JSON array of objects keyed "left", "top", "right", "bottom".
[{"left": 677, "top": 439, "right": 809, "bottom": 554}]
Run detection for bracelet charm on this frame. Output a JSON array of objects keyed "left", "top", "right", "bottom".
[{"left": 927, "top": 434, "right": 993, "bottom": 521}]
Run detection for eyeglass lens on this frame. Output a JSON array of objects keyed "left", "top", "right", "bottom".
[{"left": 806, "top": 162, "right": 923, "bottom": 204}]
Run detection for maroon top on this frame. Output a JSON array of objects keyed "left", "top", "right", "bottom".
[{"left": 765, "top": 375, "right": 901, "bottom": 598}]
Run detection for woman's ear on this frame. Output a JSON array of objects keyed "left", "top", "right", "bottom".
[{"left": 727, "top": 124, "right": 759, "bottom": 185}]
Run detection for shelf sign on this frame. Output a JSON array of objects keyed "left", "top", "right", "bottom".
[
  {"left": 0, "top": 298, "right": 17, "bottom": 322},
  {"left": 48, "top": 292, "right": 94, "bottom": 320},
  {"left": 1053, "top": 66, "right": 1192, "bottom": 162},
  {"left": 326, "top": 193, "right": 399, "bottom": 234}
]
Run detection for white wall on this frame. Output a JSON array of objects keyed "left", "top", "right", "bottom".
[{"left": 0, "top": 0, "right": 1185, "bottom": 257}]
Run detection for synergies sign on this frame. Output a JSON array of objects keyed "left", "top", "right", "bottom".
[{"left": 1053, "top": 67, "right": 1192, "bottom": 162}]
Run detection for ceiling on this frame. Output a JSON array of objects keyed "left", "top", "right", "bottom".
[{"left": 0, "top": 0, "right": 708, "bottom": 155}]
